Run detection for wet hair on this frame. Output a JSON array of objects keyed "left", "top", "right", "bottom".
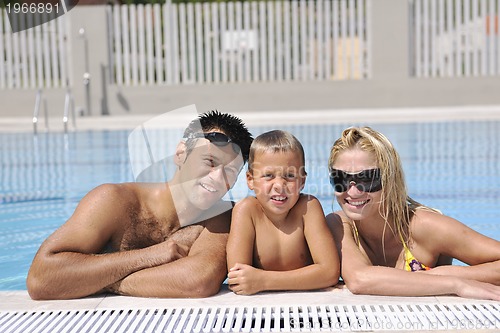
[
  {"left": 328, "top": 126, "right": 435, "bottom": 251},
  {"left": 248, "top": 130, "right": 306, "bottom": 175},
  {"left": 183, "top": 110, "right": 253, "bottom": 163}
]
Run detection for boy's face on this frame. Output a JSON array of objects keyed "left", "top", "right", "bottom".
[
  {"left": 176, "top": 136, "right": 244, "bottom": 210},
  {"left": 247, "top": 150, "right": 306, "bottom": 217}
]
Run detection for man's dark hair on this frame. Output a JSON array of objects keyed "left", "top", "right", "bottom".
[{"left": 183, "top": 110, "right": 253, "bottom": 163}]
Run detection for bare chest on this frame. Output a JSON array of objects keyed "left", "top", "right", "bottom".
[
  {"left": 112, "top": 209, "right": 207, "bottom": 252},
  {"left": 253, "top": 222, "right": 312, "bottom": 270},
  {"left": 111, "top": 209, "right": 179, "bottom": 251}
]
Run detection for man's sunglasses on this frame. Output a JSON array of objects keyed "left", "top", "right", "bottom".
[
  {"left": 185, "top": 132, "right": 241, "bottom": 153},
  {"left": 329, "top": 168, "right": 382, "bottom": 193}
]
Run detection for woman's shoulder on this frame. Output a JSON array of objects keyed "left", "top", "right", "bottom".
[
  {"left": 412, "top": 207, "right": 448, "bottom": 226},
  {"left": 326, "top": 209, "right": 348, "bottom": 221},
  {"left": 296, "top": 193, "right": 322, "bottom": 207},
  {"left": 325, "top": 210, "right": 349, "bottom": 228},
  {"left": 411, "top": 208, "right": 458, "bottom": 242}
]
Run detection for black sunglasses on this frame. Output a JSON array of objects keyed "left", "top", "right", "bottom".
[
  {"left": 329, "top": 168, "right": 382, "bottom": 193},
  {"left": 185, "top": 132, "right": 241, "bottom": 154}
]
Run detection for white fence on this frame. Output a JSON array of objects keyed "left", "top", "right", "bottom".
[
  {"left": 0, "top": 11, "right": 70, "bottom": 89},
  {"left": 411, "top": 0, "right": 500, "bottom": 77},
  {"left": 108, "top": 0, "right": 372, "bottom": 86},
  {"left": 2, "top": 1, "right": 500, "bottom": 91}
]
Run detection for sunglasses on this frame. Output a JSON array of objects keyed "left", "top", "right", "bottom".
[
  {"left": 186, "top": 132, "right": 241, "bottom": 154},
  {"left": 329, "top": 168, "right": 382, "bottom": 193}
]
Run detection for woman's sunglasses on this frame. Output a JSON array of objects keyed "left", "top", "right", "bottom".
[{"left": 329, "top": 168, "right": 382, "bottom": 193}]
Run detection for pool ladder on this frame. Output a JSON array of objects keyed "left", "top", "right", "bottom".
[
  {"left": 32, "top": 89, "right": 48, "bottom": 134},
  {"left": 62, "top": 88, "right": 76, "bottom": 133},
  {"left": 32, "top": 88, "right": 76, "bottom": 134}
]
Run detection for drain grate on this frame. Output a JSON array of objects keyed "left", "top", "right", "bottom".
[{"left": 1, "top": 303, "right": 499, "bottom": 332}]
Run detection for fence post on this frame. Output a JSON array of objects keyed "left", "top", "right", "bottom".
[
  {"left": 67, "top": 6, "right": 110, "bottom": 117},
  {"left": 371, "top": 0, "right": 410, "bottom": 81}
]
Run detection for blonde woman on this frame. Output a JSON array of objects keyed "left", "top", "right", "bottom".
[{"left": 326, "top": 126, "right": 500, "bottom": 300}]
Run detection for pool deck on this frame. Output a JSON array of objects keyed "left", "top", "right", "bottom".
[
  {"left": 2, "top": 105, "right": 500, "bottom": 332},
  {"left": 1, "top": 285, "right": 499, "bottom": 332},
  {"left": 1, "top": 283, "right": 495, "bottom": 312}
]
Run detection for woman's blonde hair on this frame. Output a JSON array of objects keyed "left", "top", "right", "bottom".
[{"left": 328, "top": 126, "right": 431, "bottom": 249}]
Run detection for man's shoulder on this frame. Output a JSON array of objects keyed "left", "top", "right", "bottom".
[
  {"left": 92, "top": 182, "right": 135, "bottom": 196},
  {"left": 86, "top": 183, "right": 142, "bottom": 207}
]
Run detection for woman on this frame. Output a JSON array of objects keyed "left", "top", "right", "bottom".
[{"left": 326, "top": 126, "right": 500, "bottom": 300}]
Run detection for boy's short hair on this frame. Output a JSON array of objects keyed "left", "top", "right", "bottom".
[
  {"left": 183, "top": 110, "right": 253, "bottom": 163},
  {"left": 248, "top": 130, "right": 306, "bottom": 174}
]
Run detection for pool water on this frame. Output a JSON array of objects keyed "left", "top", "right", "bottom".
[{"left": 1, "top": 120, "right": 499, "bottom": 290}]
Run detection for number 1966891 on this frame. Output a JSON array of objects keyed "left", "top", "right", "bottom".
[{"left": 6, "top": 2, "right": 61, "bottom": 15}]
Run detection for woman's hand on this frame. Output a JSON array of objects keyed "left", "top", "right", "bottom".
[{"left": 454, "top": 278, "right": 500, "bottom": 301}]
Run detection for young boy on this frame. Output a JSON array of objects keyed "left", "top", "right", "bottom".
[{"left": 226, "top": 130, "right": 340, "bottom": 295}]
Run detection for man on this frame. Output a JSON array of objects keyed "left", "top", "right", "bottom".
[{"left": 27, "top": 111, "right": 253, "bottom": 299}]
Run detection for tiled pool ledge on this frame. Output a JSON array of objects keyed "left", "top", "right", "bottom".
[{"left": 1, "top": 285, "right": 499, "bottom": 332}]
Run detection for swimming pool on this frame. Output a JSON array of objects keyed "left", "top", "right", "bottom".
[{"left": 1, "top": 119, "right": 499, "bottom": 290}]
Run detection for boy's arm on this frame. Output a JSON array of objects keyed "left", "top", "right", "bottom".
[
  {"left": 258, "top": 196, "right": 339, "bottom": 291},
  {"left": 226, "top": 198, "right": 256, "bottom": 270},
  {"left": 228, "top": 196, "right": 340, "bottom": 295}
]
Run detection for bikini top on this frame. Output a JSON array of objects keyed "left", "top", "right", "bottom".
[{"left": 349, "top": 221, "right": 431, "bottom": 272}]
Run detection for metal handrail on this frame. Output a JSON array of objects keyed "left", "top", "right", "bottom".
[
  {"left": 62, "top": 88, "right": 76, "bottom": 133},
  {"left": 32, "top": 89, "right": 48, "bottom": 134}
]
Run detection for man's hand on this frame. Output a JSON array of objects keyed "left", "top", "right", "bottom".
[
  {"left": 151, "top": 239, "right": 189, "bottom": 266},
  {"left": 105, "top": 239, "right": 189, "bottom": 295}
]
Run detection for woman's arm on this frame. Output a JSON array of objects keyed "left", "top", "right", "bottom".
[
  {"left": 414, "top": 210, "right": 500, "bottom": 285},
  {"left": 326, "top": 212, "right": 500, "bottom": 300}
]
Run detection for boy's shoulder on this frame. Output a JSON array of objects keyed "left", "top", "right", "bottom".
[
  {"left": 296, "top": 193, "right": 321, "bottom": 206},
  {"left": 298, "top": 193, "right": 318, "bottom": 200},
  {"left": 289, "top": 194, "right": 324, "bottom": 215},
  {"left": 234, "top": 196, "right": 261, "bottom": 211}
]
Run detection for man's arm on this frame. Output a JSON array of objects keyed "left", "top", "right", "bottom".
[
  {"left": 108, "top": 210, "right": 231, "bottom": 298},
  {"left": 27, "top": 184, "right": 184, "bottom": 300}
]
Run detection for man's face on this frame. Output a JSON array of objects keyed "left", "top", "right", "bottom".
[{"left": 177, "top": 137, "right": 244, "bottom": 210}]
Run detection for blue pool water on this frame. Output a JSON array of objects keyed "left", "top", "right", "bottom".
[{"left": 1, "top": 120, "right": 499, "bottom": 290}]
